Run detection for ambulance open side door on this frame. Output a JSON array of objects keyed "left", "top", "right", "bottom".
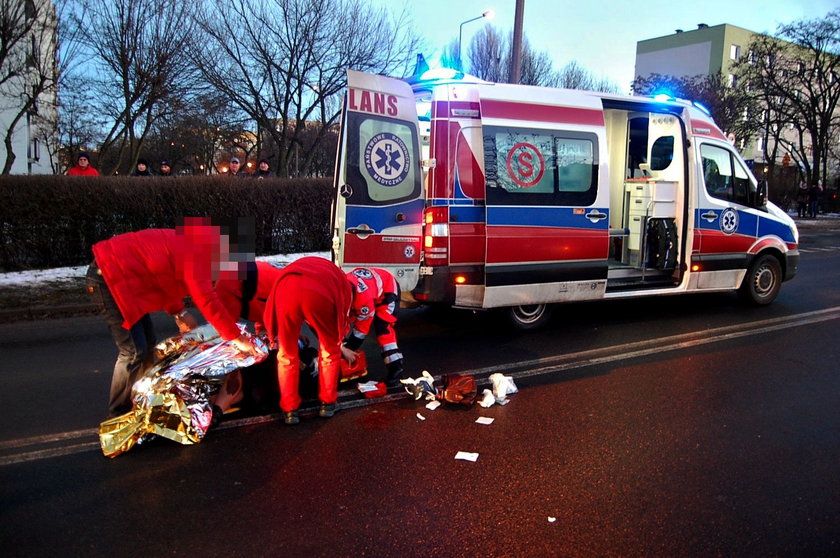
[
  {"left": 482, "top": 123, "right": 610, "bottom": 309},
  {"left": 332, "top": 69, "right": 424, "bottom": 292}
]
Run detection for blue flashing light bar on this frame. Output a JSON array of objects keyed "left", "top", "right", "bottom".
[
  {"left": 419, "top": 68, "right": 464, "bottom": 81},
  {"left": 692, "top": 101, "right": 712, "bottom": 116}
]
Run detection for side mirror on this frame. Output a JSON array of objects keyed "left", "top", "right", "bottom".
[{"left": 755, "top": 179, "right": 768, "bottom": 207}]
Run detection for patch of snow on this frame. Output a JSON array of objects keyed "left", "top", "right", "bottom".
[{"left": 0, "top": 252, "right": 330, "bottom": 287}]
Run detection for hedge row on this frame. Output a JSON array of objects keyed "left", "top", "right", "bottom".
[{"left": 0, "top": 175, "right": 334, "bottom": 271}]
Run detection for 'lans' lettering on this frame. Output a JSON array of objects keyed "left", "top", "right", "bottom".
[{"left": 349, "top": 89, "right": 398, "bottom": 116}]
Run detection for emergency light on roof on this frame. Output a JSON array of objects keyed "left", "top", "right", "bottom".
[
  {"left": 653, "top": 93, "right": 675, "bottom": 103},
  {"left": 692, "top": 101, "right": 712, "bottom": 116},
  {"left": 419, "top": 68, "right": 464, "bottom": 82}
]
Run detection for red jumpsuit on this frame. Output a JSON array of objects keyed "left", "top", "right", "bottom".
[
  {"left": 344, "top": 267, "right": 403, "bottom": 380},
  {"left": 215, "top": 261, "right": 284, "bottom": 324},
  {"left": 264, "top": 257, "right": 353, "bottom": 412}
]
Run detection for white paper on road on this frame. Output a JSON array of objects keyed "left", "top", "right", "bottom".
[
  {"left": 416, "top": 413, "right": 426, "bottom": 421},
  {"left": 357, "top": 381, "right": 380, "bottom": 393},
  {"left": 548, "top": 517, "right": 557, "bottom": 523},
  {"left": 475, "top": 416, "right": 494, "bottom": 425},
  {"left": 425, "top": 400, "right": 441, "bottom": 411},
  {"left": 455, "top": 451, "right": 479, "bottom": 462},
  {"left": 479, "top": 389, "right": 495, "bottom": 408}
]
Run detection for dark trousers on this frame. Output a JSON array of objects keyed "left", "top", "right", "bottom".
[{"left": 86, "top": 263, "right": 155, "bottom": 417}]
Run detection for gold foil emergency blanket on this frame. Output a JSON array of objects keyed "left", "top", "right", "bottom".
[{"left": 99, "top": 323, "right": 268, "bottom": 458}]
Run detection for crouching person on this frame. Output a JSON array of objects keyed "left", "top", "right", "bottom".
[
  {"left": 86, "top": 218, "right": 258, "bottom": 418},
  {"left": 263, "top": 257, "right": 353, "bottom": 425},
  {"left": 343, "top": 267, "right": 405, "bottom": 386}
]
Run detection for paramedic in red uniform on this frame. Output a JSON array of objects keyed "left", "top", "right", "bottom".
[
  {"left": 343, "top": 267, "right": 405, "bottom": 386},
  {"left": 263, "top": 257, "right": 353, "bottom": 425},
  {"left": 86, "top": 218, "right": 258, "bottom": 417}
]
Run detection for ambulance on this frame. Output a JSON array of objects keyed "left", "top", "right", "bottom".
[{"left": 331, "top": 69, "right": 799, "bottom": 329}]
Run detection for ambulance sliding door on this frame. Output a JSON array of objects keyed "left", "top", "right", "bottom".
[{"left": 483, "top": 125, "right": 609, "bottom": 307}]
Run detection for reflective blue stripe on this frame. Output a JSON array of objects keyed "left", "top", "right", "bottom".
[{"left": 487, "top": 206, "right": 609, "bottom": 229}]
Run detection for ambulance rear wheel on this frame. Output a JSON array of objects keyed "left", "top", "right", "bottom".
[
  {"left": 507, "top": 304, "right": 553, "bottom": 330},
  {"left": 739, "top": 254, "right": 781, "bottom": 305}
]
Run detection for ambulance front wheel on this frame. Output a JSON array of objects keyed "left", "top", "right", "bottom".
[
  {"left": 507, "top": 303, "right": 554, "bottom": 330},
  {"left": 739, "top": 254, "right": 782, "bottom": 305}
]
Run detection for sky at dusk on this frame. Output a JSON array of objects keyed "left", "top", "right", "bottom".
[{"left": 391, "top": 0, "right": 839, "bottom": 92}]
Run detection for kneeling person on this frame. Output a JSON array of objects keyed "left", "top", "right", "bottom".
[{"left": 343, "top": 267, "right": 405, "bottom": 387}]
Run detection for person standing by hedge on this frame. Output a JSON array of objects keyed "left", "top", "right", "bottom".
[
  {"left": 253, "top": 159, "right": 271, "bottom": 179},
  {"left": 226, "top": 157, "right": 246, "bottom": 177},
  {"left": 158, "top": 160, "right": 174, "bottom": 177},
  {"left": 66, "top": 152, "right": 99, "bottom": 176},
  {"left": 86, "top": 218, "right": 259, "bottom": 417},
  {"left": 131, "top": 158, "right": 153, "bottom": 177}
]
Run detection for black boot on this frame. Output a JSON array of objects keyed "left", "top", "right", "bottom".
[
  {"left": 385, "top": 358, "right": 405, "bottom": 387},
  {"left": 283, "top": 410, "right": 300, "bottom": 425},
  {"left": 319, "top": 403, "right": 337, "bottom": 418}
]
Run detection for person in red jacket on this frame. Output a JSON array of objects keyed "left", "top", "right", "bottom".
[
  {"left": 66, "top": 152, "right": 100, "bottom": 176},
  {"left": 342, "top": 267, "right": 405, "bottom": 386},
  {"left": 263, "top": 257, "right": 353, "bottom": 425},
  {"left": 86, "top": 218, "right": 258, "bottom": 417}
]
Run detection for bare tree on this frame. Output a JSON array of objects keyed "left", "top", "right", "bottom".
[
  {"left": 66, "top": 0, "right": 200, "bottom": 175},
  {"left": 517, "top": 37, "right": 556, "bottom": 86},
  {"left": 735, "top": 9, "right": 840, "bottom": 186},
  {"left": 191, "top": 0, "right": 421, "bottom": 178},
  {"left": 463, "top": 26, "right": 618, "bottom": 92},
  {"left": 466, "top": 25, "right": 505, "bottom": 81},
  {"left": 0, "top": 0, "right": 59, "bottom": 174},
  {"left": 632, "top": 72, "right": 759, "bottom": 147}
]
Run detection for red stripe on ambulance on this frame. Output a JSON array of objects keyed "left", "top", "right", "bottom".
[
  {"left": 481, "top": 100, "right": 605, "bottom": 126},
  {"left": 486, "top": 226, "right": 607, "bottom": 264}
]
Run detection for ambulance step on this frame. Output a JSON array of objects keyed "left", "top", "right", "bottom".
[{"left": 606, "top": 270, "right": 675, "bottom": 291}]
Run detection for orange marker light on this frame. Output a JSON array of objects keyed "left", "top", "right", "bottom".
[
  {"left": 691, "top": 264, "right": 701, "bottom": 272},
  {"left": 454, "top": 275, "right": 466, "bottom": 284}
]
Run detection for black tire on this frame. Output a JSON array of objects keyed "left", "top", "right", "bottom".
[
  {"left": 507, "top": 303, "right": 553, "bottom": 330},
  {"left": 739, "top": 254, "right": 782, "bottom": 305}
]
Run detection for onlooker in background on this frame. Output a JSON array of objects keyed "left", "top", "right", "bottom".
[
  {"left": 131, "top": 158, "right": 153, "bottom": 177},
  {"left": 67, "top": 152, "right": 100, "bottom": 176},
  {"left": 86, "top": 218, "right": 259, "bottom": 417},
  {"left": 808, "top": 181, "right": 822, "bottom": 218},
  {"left": 226, "top": 157, "right": 246, "bottom": 177},
  {"left": 253, "top": 158, "right": 271, "bottom": 179},
  {"left": 159, "top": 160, "right": 174, "bottom": 177},
  {"left": 796, "top": 181, "right": 809, "bottom": 218}
]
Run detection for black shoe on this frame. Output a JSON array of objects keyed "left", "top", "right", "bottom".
[
  {"left": 283, "top": 410, "right": 300, "bottom": 425},
  {"left": 318, "top": 403, "right": 337, "bottom": 418},
  {"left": 385, "top": 363, "right": 405, "bottom": 387}
]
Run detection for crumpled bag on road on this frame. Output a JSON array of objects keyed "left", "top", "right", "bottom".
[
  {"left": 489, "top": 372, "right": 518, "bottom": 405},
  {"left": 401, "top": 371, "right": 477, "bottom": 407},
  {"left": 99, "top": 323, "right": 269, "bottom": 458}
]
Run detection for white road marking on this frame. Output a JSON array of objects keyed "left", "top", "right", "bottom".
[{"left": 3, "top": 307, "right": 840, "bottom": 466}]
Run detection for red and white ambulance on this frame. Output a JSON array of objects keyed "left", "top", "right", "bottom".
[{"left": 331, "top": 69, "right": 799, "bottom": 328}]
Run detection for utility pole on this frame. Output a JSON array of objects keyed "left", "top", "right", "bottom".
[{"left": 509, "top": 0, "right": 525, "bottom": 84}]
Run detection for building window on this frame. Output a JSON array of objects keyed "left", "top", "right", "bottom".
[
  {"left": 29, "top": 138, "right": 40, "bottom": 161},
  {"left": 727, "top": 74, "right": 738, "bottom": 88},
  {"left": 730, "top": 44, "right": 741, "bottom": 60},
  {"left": 757, "top": 137, "right": 764, "bottom": 151}
]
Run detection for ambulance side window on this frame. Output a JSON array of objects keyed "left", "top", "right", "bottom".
[
  {"left": 701, "top": 143, "right": 754, "bottom": 206},
  {"left": 484, "top": 125, "right": 598, "bottom": 206},
  {"left": 343, "top": 112, "right": 421, "bottom": 206}
]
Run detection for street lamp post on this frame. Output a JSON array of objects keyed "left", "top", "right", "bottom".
[{"left": 458, "top": 9, "right": 495, "bottom": 70}]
